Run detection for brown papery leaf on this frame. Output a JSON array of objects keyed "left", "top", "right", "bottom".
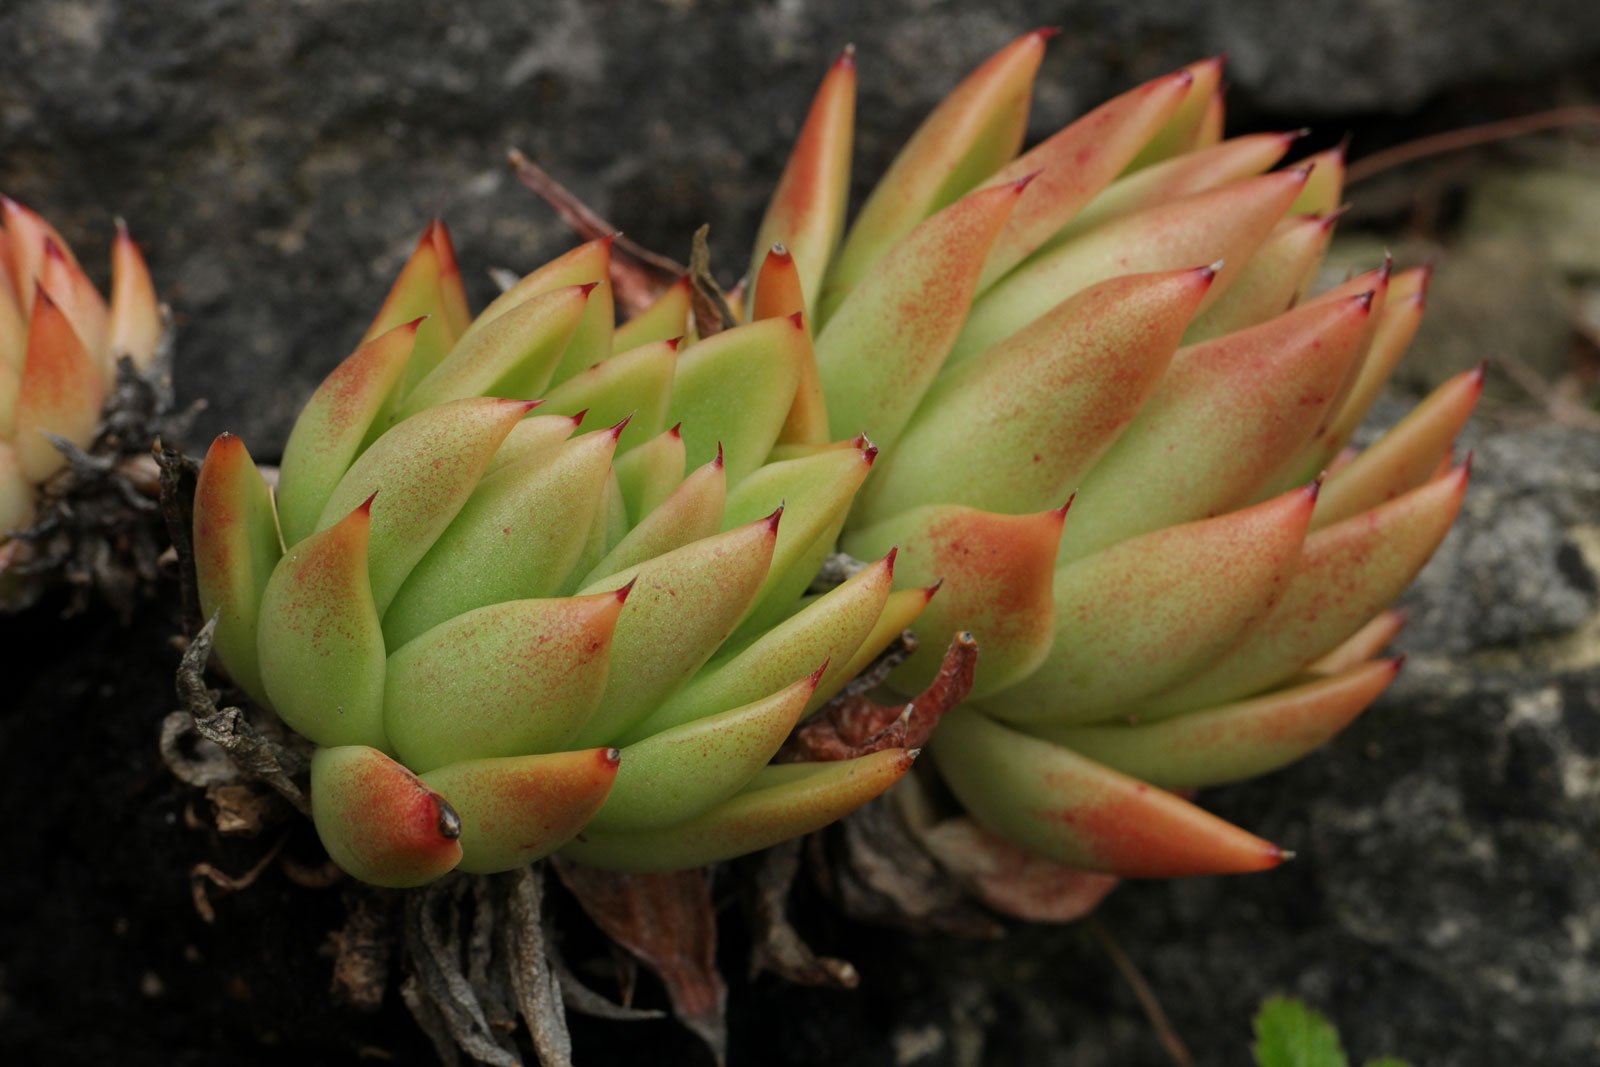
[
  {"left": 781, "top": 631, "right": 978, "bottom": 762},
  {"left": 920, "top": 817, "right": 1119, "bottom": 923},
  {"left": 551, "top": 859, "right": 727, "bottom": 1065}
]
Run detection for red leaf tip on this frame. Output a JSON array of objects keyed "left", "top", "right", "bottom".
[
  {"left": 608, "top": 412, "right": 634, "bottom": 439},
  {"left": 668, "top": 421, "right": 683, "bottom": 438},
  {"left": 1303, "top": 475, "right": 1324, "bottom": 503},
  {"left": 834, "top": 43, "right": 856, "bottom": 70},
  {"left": 1353, "top": 290, "right": 1376, "bottom": 312},
  {"left": 513, "top": 398, "right": 545, "bottom": 414},
  {"left": 601, "top": 747, "right": 621, "bottom": 767},
  {"left": 1050, "top": 493, "right": 1075, "bottom": 521},
  {"left": 43, "top": 236, "right": 68, "bottom": 263},
  {"left": 1010, "top": 170, "right": 1043, "bottom": 194},
  {"left": 615, "top": 576, "right": 638, "bottom": 603},
  {"left": 1032, "top": 26, "right": 1064, "bottom": 41},
  {"left": 1320, "top": 204, "right": 1354, "bottom": 231},
  {"left": 1391, "top": 654, "right": 1407, "bottom": 675},
  {"left": 1471, "top": 359, "right": 1488, "bottom": 386},
  {"left": 664, "top": 336, "right": 683, "bottom": 352},
  {"left": 862, "top": 444, "right": 880, "bottom": 466},
  {"left": 787, "top": 310, "right": 805, "bottom": 330},
  {"left": 402, "top": 315, "right": 428, "bottom": 332},
  {"left": 578, "top": 281, "right": 602, "bottom": 297},
  {"left": 1289, "top": 161, "right": 1317, "bottom": 182},
  {"left": 807, "top": 660, "right": 830, "bottom": 687},
  {"left": 883, "top": 545, "right": 899, "bottom": 574},
  {"left": 924, "top": 577, "right": 944, "bottom": 602},
  {"left": 571, "top": 408, "right": 589, "bottom": 427},
  {"left": 1197, "top": 259, "right": 1224, "bottom": 284},
  {"left": 764, "top": 502, "right": 785, "bottom": 532},
  {"left": 713, "top": 441, "right": 724, "bottom": 468},
  {"left": 357, "top": 490, "right": 379, "bottom": 516}
]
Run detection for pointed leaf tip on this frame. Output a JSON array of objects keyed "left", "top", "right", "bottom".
[
  {"left": 883, "top": 545, "right": 899, "bottom": 573},
  {"left": 1011, "top": 170, "right": 1043, "bottom": 194},
  {"left": 1033, "top": 26, "right": 1063, "bottom": 40},
  {"left": 616, "top": 575, "right": 639, "bottom": 603},
  {"left": 579, "top": 280, "right": 602, "bottom": 296},
  {"left": 609, "top": 411, "right": 635, "bottom": 438},
  {"left": 808, "top": 660, "right": 830, "bottom": 687},
  {"left": 664, "top": 336, "right": 683, "bottom": 352},
  {"left": 765, "top": 502, "right": 785, "bottom": 531},
  {"left": 1290, "top": 161, "right": 1316, "bottom": 181},
  {"left": 358, "top": 490, "right": 379, "bottom": 514},
  {"left": 1353, "top": 289, "right": 1375, "bottom": 312},
  {"left": 714, "top": 441, "right": 724, "bottom": 467},
  {"left": 862, "top": 444, "right": 879, "bottom": 466},
  {"left": 770, "top": 242, "right": 791, "bottom": 259},
  {"left": 835, "top": 43, "right": 856, "bottom": 68},
  {"left": 1199, "top": 259, "right": 1224, "bottom": 281},
  {"left": 787, "top": 310, "right": 805, "bottom": 329},
  {"left": 1304, "top": 476, "right": 1323, "bottom": 502},
  {"left": 572, "top": 408, "right": 589, "bottom": 426},
  {"left": 924, "top": 577, "right": 944, "bottom": 601}
]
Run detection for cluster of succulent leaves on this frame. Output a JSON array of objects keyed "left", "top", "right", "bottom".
[
  {"left": 192, "top": 29, "right": 1475, "bottom": 889},
  {"left": 1, "top": 197, "right": 162, "bottom": 570},
  {"left": 1253, "top": 997, "right": 1412, "bottom": 1067}
]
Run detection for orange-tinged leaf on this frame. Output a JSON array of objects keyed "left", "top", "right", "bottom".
[
  {"left": 14, "top": 290, "right": 103, "bottom": 482},
  {"left": 930, "top": 706, "right": 1283, "bottom": 877},
  {"left": 1309, "top": 609, "right": 1406, "bottom": 675},
  {"left": 423, "top": 748, "right": 621, "bottom": 874},
  {"left": 1123, "top": 57, "right": 1225, "bottom": 171},
  {"left": 749, "top": 48, "right": 855, "bottom": 318},
  {"left": 1038, "top": 658, "right": 1401, "bottom": 788},
  {"left": 108, "top": 220, "right": 163, "bottom": 371},
  {"left": 311, "top": 745, "right": 463, "bottom": 888}
]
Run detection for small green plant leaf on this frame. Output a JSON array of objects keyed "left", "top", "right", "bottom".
[
  {"left": 1252, "top": 997, "right": 1414, "bottom": 1067},
  {"left": 1252, "top": 996, "right": 1348, "bottom": 1067}
]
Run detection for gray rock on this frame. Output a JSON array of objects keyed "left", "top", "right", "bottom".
[{"left": 3, "top": 0, "right": 1599, "bottom": 453}]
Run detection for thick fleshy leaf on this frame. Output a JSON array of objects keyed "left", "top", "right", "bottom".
[
  {"left": 40, "top": 239, "right": 108, "bottom": 374},
  {"left": 573, "top": 513, "right": 781, "bottom": 746},
  {"left": 614, "top": 424, "right": 687, "bottom": 520},
  {"left": 1123, "top": 57, "right": 1225, "bottom": 171},
  {"left": 1295, "top": 266, "right": 1430, "bottom": 477},
  {"left": 462, "top": 236, "right": 613, "bottom": 382},
  {"left": 1037, "top": 658, "right": 1400, "bottom": 788},
  {"left": 667, "top": 315, "right": 806, "bottom": 482},
  {"left": 1063, "top": 292, "right": 1373, "bottom": 560},
  {"left": 749, "top": 48, "right": 855, "bottom": 318},
  {"left": 539, "top": 337, "right": 677, "bottom": 449},
  {"left": 1141, "top": 464, "right": 1469, "bottom": 715},
  {"left": 385, "top": 588, "right": 628, "bottom": 771},
  {"left": 951, "top": 167, "right": 1309, "bottom": 365},
  {"left": 613, "top": 275, "right": 691, "bottom": 353},
  {"left": 751, "top": 244, "right": 806, "bottom": 321},
  {"left": 1314, "top": 366, "right": 1483, "bottom": 529},
  {"left": 816, "top": 181, "right": 1025, "bottom": 451},
  {"left": 719, "top": 441, "right": 876, "bottom": 635},
  {"left": 1309, "top": 609, "right": 1406, "bottom": 675},
  {"left": 584, "top": 447, "right": 726, "bottom": 586},
  {"left": 0, "top": 359, "right": 14, "bottom": 437},
  {"left": 822, "top": 30, "right": 1049, "bottom": 314},
  {"left": 2, "top": 195, "right": 76, "bottom": 312},
  {"left": 814, "top": 583, "right": 937, "bottom": 709},
  {"left": 14, "top": 290, "right": 103, "bottom": 482},
  {"left": 318, "top": 396, "right": 532, "bottom": 613},
  {"left": 399, "top": 284, "right": 592, "bottom": 416},
  {"left": 1053, "top": 131, "right": 1300, "bottom": 245},
  {"left": 996, "top": 486, "right": 1317, "bottom": 725},
  {"left": 750, "top": 262, "right": 831, "bottom": 442},
  {"left": 846, "top": 505, "right": 1065, "bottom": 697},
  {"left": 1182, "top": 212, "right": 1337, "bottom": 342},
  {"left": 422, "top": 748, "right": 619, "bottom": 874},
  {"left": 929, "top": 706, "right": 1283, "bottom": 877},
  {"left": 276, "top": 320, "right": 419, "bottom": 548},
  {"left": 364, "top": 221, "right": 468, "bottom": 394},
  {"left": 256, "top": 497, "right": 388, "bottom": 749},
  {"left": 108, "top": 221, "right": 163, "bottom": 370},
  {"left": 485, "top": 409, "right": 580, "bottom": 474},
  {"left": 634, "top": 553, "right": 894, "bottom": 740},
  {"left": 1291, "top": 143, "right": 1347, "bottom": 215},
  {"left": 192, "top": 433, "right": 282, "bottom": 706},
  {"left": 977, "top": 67, "right": 1194, "bottom": 288},
  {"left": 311, "top": 745, "right": 463, "bottom": 888},
  {"left": 857, "top": 267, "right": 1211, "bottom": 522},
  {"left": 589, "top": 669, "right": 822, "bottom": 832},
  {"left": 560, "top": 748, "right": 915, "bottom": 872},
  {"left": 382, "top": 422, "right": 620, "bottom": 648}
]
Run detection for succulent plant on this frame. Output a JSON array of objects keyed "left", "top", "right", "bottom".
[
  {"left": 191, "top": 222, "right": 926, "bottom": 887},
  {"left": 192, "top": 29, "right": 1474, "bottom": 899},
  {"left": 0, "top": 196, "right": 165, "bottom": 607},
  {"left": 749, "top": 32, "right": 1476, "bottom": 884}
]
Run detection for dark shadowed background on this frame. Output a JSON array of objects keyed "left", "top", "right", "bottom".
[{"left": 2, "top": 2, "right": 1599, "bottom": 1065}]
